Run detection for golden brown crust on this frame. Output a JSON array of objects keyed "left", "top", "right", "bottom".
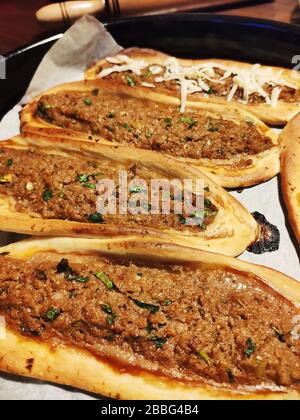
[
  {"left": 280, "top": 113, "right": 300, "bottom": 245},
  {"left": 0, "top": 237, "right": 299, "bottom": 400},
  {"left": 20, "top": 79, "right": 280, "bottom": 188},
  {"left": 0, "top": 136, "right": 258, "bottom": 257},
  {"left": 85, "top": 47, "right": 300, "bottom": 126}
]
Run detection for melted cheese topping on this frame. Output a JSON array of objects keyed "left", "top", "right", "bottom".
[{"left": 98, "top": 55, "right": 298, "bottom": 112}]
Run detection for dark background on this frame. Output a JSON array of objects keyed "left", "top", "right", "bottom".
[{"left": 0, "top": 0, "right": 299, "bottom": 55}]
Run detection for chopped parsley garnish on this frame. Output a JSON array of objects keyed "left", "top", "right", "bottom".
[
  {"left": 91, "top": 89, "right": 99, "bottom": 96},
  {"left": 204, "top": 198, "right": 213, "bottom": 208},
  {"left": 120, "top": 122, "right": 132, "bottom": 132},
  {"left": 76, "top": 173, "right": 101, "bottom": 189},
  {"left": 101, "top": 304, "right": 113, "bottom": 315},
  {"left": 164, "top": 299, "right": 172, "bottom": 306},
  {"left": 42, "top": 188, "right": 53, "bottom": 201},
  {"left": 151, "top": 337, "right": 167, "bottom": 349},
  {"left": 136, "top": 272, "right": 143, "bottom": 278},
  {"left": 207, "top": 87, "right": 215, "bottom": 95},
  {"left": 180, "top": 116, "right": 198, "bottom": 129},
  {"left": 131, "top": 298, "right": 159, "bottom": 314},
  {"left": 88, "top": 213, "right": 104, "bottom": 224},
  {"left": 207, "top": 125, "right": 220, "bottom": 132},
  {"left": 143, "top": 69, "right": 152, "bottom": 78},
  {"left": 68, "top": 275, "right": 89, "bottom": 283},
  {"left": 164, "top": 117, "right": 173, "bottom": 128},
  {"left": 101, "top": 304, "right": 117, "bottom": 324},
  {"left": 83, "top": 98, "right": 92, "bottom": 106},
  {"left": 197, "top": 350, "right": 211, "bottom": 365},
  {"left": 178, "top": 215, "right": 187, "bottom": 225},
  {"left": 107, "top": 112, "right": 115, "bottom": 118},
  {"left": 125, "top": 75, "right": 137, "bottom": 87},
  {"left": 244, "top": 338, "right": 256, "bottom": 358},
  {"left": 226, "top": 369, "right": 235, "bottom": 384},
  {"left": 45, "top": 308, "right": 60, "bottom": 322},
  {"left": 145, "top": 131, "right": 153, "bottom": 138},
  {"left": 6, "top": 159, "right": 13, "bottom": 167},
  {"left": 95, "top": 272, "right": 115, "bottom": 290},
  {"left": 129, "top": 186, "right": 142, "bottom": 194}
]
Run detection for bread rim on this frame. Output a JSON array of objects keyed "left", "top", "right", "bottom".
[
  {"left": 20, "top": 79, "right": 280, "bottom": 189},
  {"left": 280, "top": 112, "right": 300, "bottom": 245},
  {"left": 85, "top": 47, "right": 300, "bottom": 126},
  {"left": 0, "top": 135, "right": 258, "bottom": 257},
  {"left": 0, "top": 236, "right": 300, "bottom": 400}
]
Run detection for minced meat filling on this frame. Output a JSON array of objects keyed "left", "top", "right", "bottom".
[
  {"left": 36, "top": 91, "right": 274, "bottom": 160},
  {"left": 0, "top": 148, "right": 217, "bottom": 232},
  {"left": 98, "top": 63, "right": 300, "bottom": 104},
  {"left": 0, "top": 253, "right": 299, "bottom": 389}
]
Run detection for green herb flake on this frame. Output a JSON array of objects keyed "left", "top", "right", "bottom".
[
  {"left": 226, "top": 369, "right": 235, "bottom": 384},
  {"left": 207, "top": 125, "right": 220, "bottom": 132},
  {"left": 136, "top": 272, "right": 143, "bottom": 278},
  {"left": 120, "top": 122, "right": 132, "bottom": 132},
  {"left": 204, "top": 187, "right": 210, "bottom": 192},
  {"left": 164, "top": 299, "right": 172, "bottom": 306},
  {"left": 107, "top": 112, "right": 115, "bottom": 118},
  {"left": 6, "top": 159, "right": 13, "bottom": 167},
  {"left": 125, "top": 75, "right": 137, "bottom": 87},
  {"left": 68, "top": 275, "right": 89, "bottom": 283},
  {"left": 101, "top": 304, "right": 117, "bottom": 324},
  {"left": 131, "top": 299, "right": 159, "bottom": 314},
  {"left": 45, "top": 308, "right": 60, "bottom": 322},
  {"left": 88, "top": 213, "right": 104, "bottom": 224},
  {"left": 42, "top": 188, "right": 53, "bottom": 202},
  {"left": 143, "top": 69, "right": 153, "bottom": 78},
  {"left": 178, "top": 215, "right": 187, "bottom": 225},
  {"left": 151, "top": 336, "right": 167, "bottom": 349},
  {"left": 164, "top": 117, "right": 173, "bottom": 128},
  {"left": 95, "top": 272, "right": 115, "bottom": 290},
  {"left": 91, "top": 89, "right": 99, "bottom": 96},
  {"left": 129, "top": 186, "right": 142, "bottom": 194},
  {"left": 207, "top": 87, "right": 215, "bottom": 95},
  {"left": 244, "top": 338, "right": 256, "bottom": 358},
  {"left": 180, "top": 116, "right": 198, "bottom": 129},
  {"left": 204, "top": 198, "right": 213, "bottom": 208},
  {"left": 83, "top": 98, "right": 92, "bottom": 106},
  {"left": 197, "top": 350, "right": 211, "bottom": 365},
  {"left": 145, "top": 131, "right": 153, "bottom": 138}
]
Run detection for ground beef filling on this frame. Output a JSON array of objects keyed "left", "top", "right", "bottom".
[
  {"left": 0, "top": 148, "right": 217, "bottom": 232},
  {"left": 0, "top": 253, "right": 300, "bottom": 389},
  {"left": 97, "top": 63, "right": 300, "bottom": 104},
  {"left": 36, "top": 91, "right": 274, "bottom": 160}
]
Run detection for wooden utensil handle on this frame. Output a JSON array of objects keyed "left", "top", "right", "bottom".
[{"left": 36, "top": 0, "right": 211, "bottom": 23}]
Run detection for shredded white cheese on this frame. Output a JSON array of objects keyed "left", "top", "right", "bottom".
[{"left": 99, "top": 55, "right": 298, "bottom": 112}]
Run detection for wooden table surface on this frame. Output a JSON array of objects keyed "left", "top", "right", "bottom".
[{"left": 0, "top": 0, "right": 299, "bottom": 55}]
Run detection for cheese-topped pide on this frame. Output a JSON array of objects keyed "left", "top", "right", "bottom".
[{"left": 85, "top": 48, "right": 300, "bottom": 125}]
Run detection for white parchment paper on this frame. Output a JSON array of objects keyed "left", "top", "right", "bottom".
[{"left": 0, "top": 15, "right": 299, "bottom": 400}]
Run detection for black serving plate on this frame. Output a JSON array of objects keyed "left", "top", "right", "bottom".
[{"left": 1, "top": 13, "right": 300, "bottom": 119}]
